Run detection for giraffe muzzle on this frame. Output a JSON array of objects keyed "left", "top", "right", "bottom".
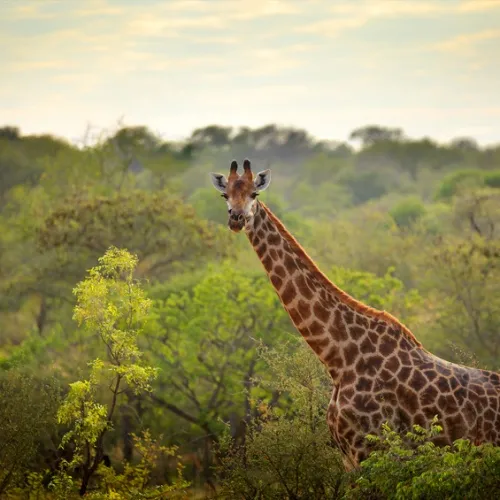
[{"left": 228, "top": 212, "right": 246, "bottom": 232}]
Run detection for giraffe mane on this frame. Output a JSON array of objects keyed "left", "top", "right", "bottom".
[{"left": 260, "top": 202, "right": 422, "bottom": 348}]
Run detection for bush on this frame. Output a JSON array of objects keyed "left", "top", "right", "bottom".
[
  {"left": 484, "top": 170, "right": 500, "bottom": 188},
  {"left": 216, "top": 342, "right": 346, "bottom": 499},
  {"left": 0, "top": 370, "right": 60, "bottom": 495},
  {"left": 346, "top": 418, "right": 500, "bottom": 500}
]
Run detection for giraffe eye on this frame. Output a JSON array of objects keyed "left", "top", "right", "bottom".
[
  {"left": 251, "top": 192, "right": 259, "bottom": 199},
  {"left": 221, "top": 193, "right": 228, "bottom": 199}
]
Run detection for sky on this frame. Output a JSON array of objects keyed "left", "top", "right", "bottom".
[{"left": 1, "top": 0, "right": 500, "bottom": 146}]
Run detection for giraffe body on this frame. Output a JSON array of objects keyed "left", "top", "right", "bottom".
[{"left": 210, "top": 161, "right": 500, "bottom": 467}]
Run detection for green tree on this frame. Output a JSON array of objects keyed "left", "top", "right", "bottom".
[
  {"left": 57, "top": 247, "right": 158, "bottom": 496},
  {"left": 145, "top": 263, "right": 292, "bottom": 479},
  {"left": 328, "top": 266, "right": 422, "bottom": 326},
  {"left": 435, "top": 169, "right": 486, "bottom": 200},
  {"left": 390, "top": 196, "right": 427, "bottom": 228},
  {"left": 349, "top": 125, "right": 404, "bottom": 147}
]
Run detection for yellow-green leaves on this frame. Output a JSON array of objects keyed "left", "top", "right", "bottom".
[{"left": 58, "top": 247, "right": 158, "bottom": 486}]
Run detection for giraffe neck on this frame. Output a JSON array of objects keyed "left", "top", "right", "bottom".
[{"left": 246, "top": 202, "right": 422, "bottom": 382}]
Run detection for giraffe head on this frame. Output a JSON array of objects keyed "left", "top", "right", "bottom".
[{"left": 210, "top": 159, "right": 271, "bottom": 232}]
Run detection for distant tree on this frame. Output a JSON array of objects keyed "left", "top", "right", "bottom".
[
  {"left": 338, "top": 169, "right": 389, "bottom": 204},
  {"left": 0, "top": 126, "right": 20, "bottom": 141},
  {"left": 423, "top": 221, "right": 500, "bottom": 370},
  {"left": 435, "top": 170, "right": 486, "bottom": 200},
  {"left": 232, "top": 126, "right": 254, "bottom": 147},
  {"left": 36, "top": 190, "right": 228, "bottom": 280},
  {"left": 390, "top": 197, "right": 427, "bottom": 228},
  {"left": 0, "top": 189, "right": 229, "bottom": 343},
  {"left": 105, "top": 126, "right": 160, "bottom": 156},
  {"left": 451, "top": 137, "right": 479, "bottom": 152},
  {"left": 349, "top": 125, "right": 404, "bottom": 147},
  {"left": 190, "top": 125, "right": 233, "bottom": 148}
]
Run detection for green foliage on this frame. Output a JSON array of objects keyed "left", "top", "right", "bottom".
[
  {"left": 217, "top": 342, "right": 346, "bottom": 500},
  {"left": 88, "top": 431, "right": 189, "bottom": 499},
  {"left": 145, "top": 262, "right": 292, "bottom": 451},
  {"left": 421, "top": 236, "right": 500, "bottom": 369},
  {"left": 0, "top": 371, "right": 60, "bottom": 495},
  {"left": 484, "top": 170, "right": 500, "bottom": 188},
  {"left": 58, "top": 247, "right": 158, "bottom": 495},
  {"left": 349, "top": 125, "right": 404, "bottom": 146},
  {"left": 2, "top": 122, "right": 500, "bottom": 498},
  {"left": 37, "top": 189, "right": 228, "bottom": 278},
  {"left": 189, "top": 187, "right": 229, "bottom": 225},
  {"left": 435, "top": 169, "right": 485, "bottom": 200},
  {"left": 288, "top": 181, "right": 353, "bottom": 218},
  {"left": 346, "top": 418, "right": 500, "bottom": 500},
  {"left": 338, "top": 170, "right": 389, "bottom": 204},
  {"left": 328, "top": 266, "right": 423, "bottom": 327},
  {"left": 389, "top": 196, "right": 426, "bottom": 228}
]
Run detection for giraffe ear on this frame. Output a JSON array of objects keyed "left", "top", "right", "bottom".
[
  {"left": 210, "top": 173, "right": 228, "bottom": 193},
  {"left": 254, "top": 169, "right": 271, "bottom": 192}
]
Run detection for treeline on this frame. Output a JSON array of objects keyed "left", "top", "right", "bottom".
[{"left": 0, "top": 122, "right": 499, "bottom": 498}]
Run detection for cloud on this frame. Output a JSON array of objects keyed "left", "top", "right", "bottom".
[
  {"left": 8, "top": 60, "right": 75, "bottom": 72},
  {"left": 329, "top": 1, "right": 443, "bottom": 17},
  {"left": 298, "top": 0, "right": 500, "bottom": 37},
  {"left": 297, "top": 16, "right": 367, "bottom": 36},
  {"left": 234, "top": 43, "right": 317, "bottom": 76},
  {"left": 296, "top": 1, "right": 444, "bottom": 37},
  {"left": 1, "top": 0, "right": 309, "bottom": 79},
  {"left": 125, "top": 0, "right": 300, "bottom": 37},
  {"left": 458, "top": 0, "right": 500, "bottom": 12},
  {"left": 127, "top": 14, "right": 227, "bottom": 37},
  {"left": 73, "top": 5, "right": 123, "bottom": 17},
  {"left": 3, "top": 1, "right": 60, "bottom": 19},
  {"left": 432, "top": 29, "right": 500, "bottom": 53}
]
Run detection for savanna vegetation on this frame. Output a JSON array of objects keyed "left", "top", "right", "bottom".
[{"left": 0, "top": 122, "right": 499, "bottom": 498}]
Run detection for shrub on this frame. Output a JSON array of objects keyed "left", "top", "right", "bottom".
[
  {"left": 346, "top": 418, "right": 500, "bottom": 500},
  {"left": 216, "top": 342, "right": 346, "bottom": 499},
  {"left": 0, "top": 370, "right": 60, "bottom": 495},
  {"left": 484, "top": 170, "right": 500, "bottom": 189}
]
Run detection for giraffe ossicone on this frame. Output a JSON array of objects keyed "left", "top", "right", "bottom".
[{"left": 210, "top": 159, "right": 500, "bottom": 468}]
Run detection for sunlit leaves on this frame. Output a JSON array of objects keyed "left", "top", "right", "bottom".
[{"left": 58, "top": 248, "right": 158, "bottom": 492}]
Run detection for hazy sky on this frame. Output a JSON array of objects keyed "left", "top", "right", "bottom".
[{"left": 1, "top": 0, "right": 500, "bottom": 145}]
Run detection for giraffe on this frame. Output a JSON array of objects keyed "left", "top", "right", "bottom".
[{"left": 210, "top": 159, "right": 500, "bottom": 468}]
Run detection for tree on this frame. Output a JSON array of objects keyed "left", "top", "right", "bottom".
[
  {"left": 0, "top": 188, "right": 229, "bottom": 343},
  {"left": 57, "top": 247, "right": 158, "bottom": 496},
  {"left": 451, "top": 136, "right": 479, "bottom": 152},
  {"left": 0, "top": 126, "right": 20, "bottom": 140},
  {"left": 145, "top": 262, "right": 292, "bottom": 479},
  {"left": 349, "top": 125, "right": 404, "bottom": 147},
  {"left": 413, "top": 190, "right": 500, "bottom": 369},
  {"left": 190, "top": 125, "right": 233, "bottom": 148},
  {"left": 390, "top": 196, "right": 427, "bottom": 228}
]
